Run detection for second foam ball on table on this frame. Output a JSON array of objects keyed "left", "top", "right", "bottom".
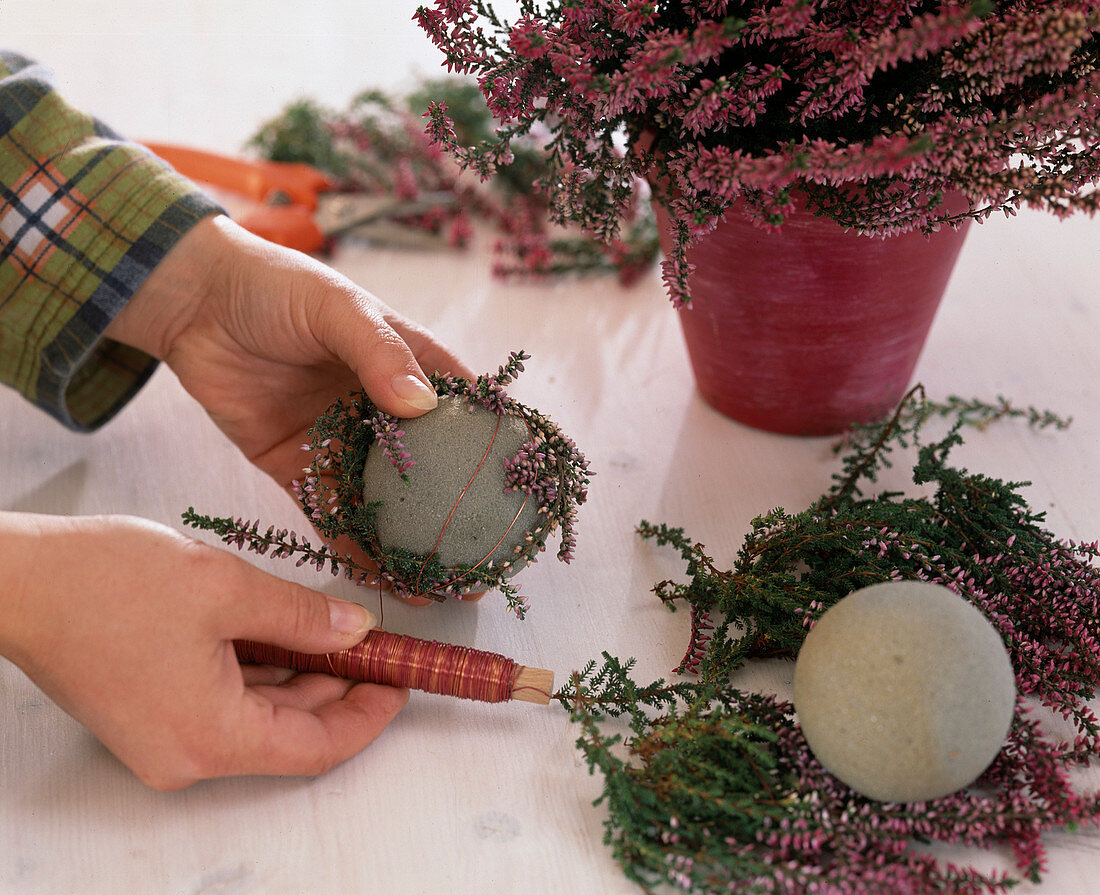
[{"left": 792, "top": 580, "right": 1016, "bottom": 803}]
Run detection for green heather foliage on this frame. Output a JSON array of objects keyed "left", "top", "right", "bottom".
[{"left": 558, "top": 389, "right": 1100, "bottom": 892}]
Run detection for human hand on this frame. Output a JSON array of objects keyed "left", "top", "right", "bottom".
[
  {"left": 106, "top": 214, "right": 477, "bottom": 601},
  {"left": 0, "top": 511, "right": 408, "bottom": 790},
  {"left": 106, "top": 213, "right": 473, "bottom": 495}
]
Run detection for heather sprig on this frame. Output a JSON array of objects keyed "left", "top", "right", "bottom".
[
  {"left": 467, "top": 348, "right": 529, "bottom": 414},
  {"left": 827, "top": 388, "right": 1073, "bottom": 502},
  {"left": 179, "top": 509, "right": 377, "bottom": 584},
  {"left": 184, "top": 353, "right": 590, "bottom": 618},
  {"left": 559, "top": 389, "right": 1100, "bottom": 891},
  {"left": 415, "top": 0, "right": 1100, "bottom": 305},
  {"left": 642, "top": 388, "right": 1100, "bottom": 742},
  {"left": 368, "top": 412, "right": 415, "bottom": 483}
]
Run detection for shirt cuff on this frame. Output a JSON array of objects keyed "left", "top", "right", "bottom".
[{"left": 0, "top": 51, "right": 224, "bottom": 431}]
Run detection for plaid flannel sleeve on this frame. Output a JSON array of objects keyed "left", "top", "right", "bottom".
[{"left": 0, "top": 51, "right": 222, "bottom": 431}]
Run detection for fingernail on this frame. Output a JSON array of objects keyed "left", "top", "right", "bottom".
[
  {"left": 391, "top": 374, "right": 438, "bottom": 411},
  {"left": 328, "top": 598, "right": 378, "bottom": 636}
]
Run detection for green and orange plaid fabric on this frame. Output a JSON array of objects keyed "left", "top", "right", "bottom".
[{"left": 0, "top": 51, "right": 221, "bottom": 431}]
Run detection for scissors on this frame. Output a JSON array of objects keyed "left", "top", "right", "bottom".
[{"left": 142, "top": 142, "right": 453, "bottom": 253}]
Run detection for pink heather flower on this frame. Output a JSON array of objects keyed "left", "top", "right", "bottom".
[
  {"left": 437, "top": 0, "right": 472, "bottom": 20},
  {"left": 369, "top": 412, "right": 416, "bottom": 480},
  {"left": 421, "top": 101, "right": 458, "bottom": 150},
  {"left": 509, "top": 15, "right": 551, "bottom": 59}
]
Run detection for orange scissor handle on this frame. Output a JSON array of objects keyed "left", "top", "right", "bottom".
[
  {"left": 237, "top": 204, "right": 327, "bottom": 254},
  {"left": 141, "top": 142, "right": 335, "bottom": 211}
]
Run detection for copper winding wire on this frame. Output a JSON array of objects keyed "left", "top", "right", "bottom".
[
  {"left": 414, "top": 411, "right": 502, "bottom": 591},
  {"left": 410, "top": 409, "right": 534, "bottom": 597},
  {"left": 235, "top": 630, "right": 522, "bottom": 703}
]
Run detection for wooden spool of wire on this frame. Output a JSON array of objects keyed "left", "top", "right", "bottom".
[{"left": 235, "top": 630, "right": 554, "bottom": 705}]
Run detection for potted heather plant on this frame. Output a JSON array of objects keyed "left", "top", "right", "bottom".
[{"left": 416, "top": 1, "right": 1100, "bottom": 434}]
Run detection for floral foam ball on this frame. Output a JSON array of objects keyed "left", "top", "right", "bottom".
[
  {"left": 362, "top": 395, "right": 546, "bottom": 578},
  {"left": 792, "top": 580, "right": 1016, "bottom": 803}
]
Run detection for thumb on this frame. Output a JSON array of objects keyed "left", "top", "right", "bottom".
[
  {"left": 222, "top": 563, "right": 378, "bottom": 654},
  {"left": 350, "top": 322, "right": 439, "bottom": 418},
  {"left": 308, "top": 287, "right": 439, "bottom": 418}
]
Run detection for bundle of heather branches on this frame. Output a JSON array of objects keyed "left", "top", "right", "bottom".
[
  {"left": 248, "top": 79, "right": 657, "bottom": 284},
  {"left": 416, "top": 1, "right": 1100, "bottom": 305},
  {"left": 562, "top": 657, "right": 1099, "bottom": 893},
  {"left": 558, "top": 389, "right": 1100, "bottom": 892}
]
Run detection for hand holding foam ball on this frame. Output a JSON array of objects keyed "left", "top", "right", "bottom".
[
  {"left": 293, "top": 353, "right": 591, "bottom": 614},
  {"left": 792, "top": 581, "right": 1016, "bottom": 802}
]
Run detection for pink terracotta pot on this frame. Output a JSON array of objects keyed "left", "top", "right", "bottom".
[{"left": 660, "top": 199, "right": 971, "bottom": 436}]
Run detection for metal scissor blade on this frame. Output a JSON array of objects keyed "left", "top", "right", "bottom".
[{"left": 316, "top": 191, "right": 457, "bottom": 237}]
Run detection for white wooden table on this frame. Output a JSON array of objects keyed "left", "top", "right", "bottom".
[{"left": 3, "top": 4, "right": 1100, "bottom": 893}]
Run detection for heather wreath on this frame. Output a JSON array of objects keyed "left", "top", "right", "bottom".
[
  {"left": 184, "top": 352, "right": 592, "bottom": 619},
  {"left": 416, "top": 0, "right": 1100, "bottom": 305}
]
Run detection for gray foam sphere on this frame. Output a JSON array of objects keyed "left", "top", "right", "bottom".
[
  {"left": 792, "top": 581, "right": 1016, "bottom": 803},
  {"left": 361, "top": 395, "right": 544, "bottom": 573}
]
